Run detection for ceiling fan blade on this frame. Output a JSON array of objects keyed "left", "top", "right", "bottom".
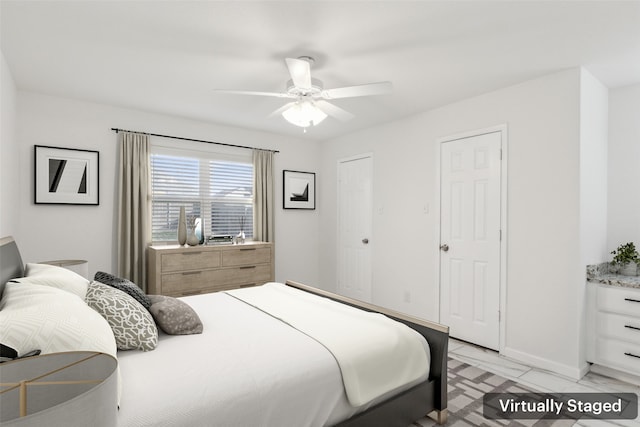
[
  {"left": 315, "top": 100, "right": 355, "bottom": 122},
  {"left": 213, "top": 89, "right": 292, "bottom": 98},
  {"left": 268, "top": 102, "right": 296, "bottom": 118},
  {"left": 320, "top": 81, "right": 392, "bottom": 99},
  {"left": 285, "top": 58, "right": 312, "bottom": 90}
]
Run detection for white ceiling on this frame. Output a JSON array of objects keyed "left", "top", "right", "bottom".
[{"left": 2, "top": 1, "right": 639, "bottom": 141}]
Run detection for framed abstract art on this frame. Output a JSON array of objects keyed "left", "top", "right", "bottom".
[
  {"left": 283, "top": 170, "right": 315, "bottom": 210},
  {"left": 34, "top": 145, "right": 99, "bottom": 205}
]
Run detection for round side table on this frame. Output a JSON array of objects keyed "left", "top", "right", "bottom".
[{"left": 0, "top": 351, "right": 117, "bottom": 426}]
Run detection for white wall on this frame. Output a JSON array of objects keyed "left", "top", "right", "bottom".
[
  {"left": 13, "top": 91, "right": 321, "bottom": 285},
  {"left": 580, "top": 70, "right": 609, "bottom": 265},
  {"left": 578, "top": 68, "right": 608, "bottom": 372},
  {"left": 0, "top": 51, "right": 19, "bottom": 238},
  {"left": 608, "top": 83, "right": 640, "bottom": 251},
  {"left": 320, "top": 68, "right": 588, "bottom": 378}
]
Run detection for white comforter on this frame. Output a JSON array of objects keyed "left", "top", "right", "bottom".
[
  {"left": 116, "top": 286, "right": 430, "bottom": 427},
  {"left": 226, "top": 283, "right": 430, "bottom": 407}
]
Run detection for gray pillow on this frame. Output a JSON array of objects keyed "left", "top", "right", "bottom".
[
  {"left": 94, "top": 271, "right": 151, "bottom": 310},
  {"left": 148, "top": 295, "right": 203, "bottom": 335}
]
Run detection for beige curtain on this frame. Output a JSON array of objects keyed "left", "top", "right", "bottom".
[
  {"left": 253, "top": 149, "right": 274, "bottom": 242},
  {"left": 117, "top": 132, "right": 151, "bottom": 290}
]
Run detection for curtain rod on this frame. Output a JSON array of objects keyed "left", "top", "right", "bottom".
[{"left": 110, "top": 128, "right": 279, "bottom": 153}]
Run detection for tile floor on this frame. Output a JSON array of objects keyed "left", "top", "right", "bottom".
[{"left": 448, "top": 339, "right": 640, "bottom": 426}]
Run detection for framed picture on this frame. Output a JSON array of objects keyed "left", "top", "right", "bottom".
[
  {"left": 283, "top": 170, "right": 315, "bottom": 210},
  {"left": 34, "top": 145, "right": 99, "bottom": 205}
]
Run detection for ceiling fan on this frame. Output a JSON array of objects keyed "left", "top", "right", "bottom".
[{"left": 214, "top": 56, "right": 392, "bottom": 130}]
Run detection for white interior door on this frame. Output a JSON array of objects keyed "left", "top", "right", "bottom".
[
  {"left": 337, "top": 155, "right": 373, "bottom": 302},
  {"left": 439, "top": 131, "right": 502, "bottom": 350}
]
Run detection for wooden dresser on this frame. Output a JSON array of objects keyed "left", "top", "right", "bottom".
[{"left": 147, "top": 242, "right": 274, "bottom": 297}]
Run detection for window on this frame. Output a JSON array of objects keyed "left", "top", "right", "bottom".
[{"left": 150, "top": 146, "right": 253, "bottom": 243}]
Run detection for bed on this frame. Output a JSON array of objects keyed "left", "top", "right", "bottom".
[{"left": 0, "top": 236, "right": 448, "bottom": 426}]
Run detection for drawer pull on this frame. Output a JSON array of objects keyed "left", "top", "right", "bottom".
[
  {"left": 625, "top": 325, "right": 640, "bottom": 331},
  {"left": 240, "top": 283, "right": 257, "bottom": 288},
  {"left": 239, "top": 266, "right": 256, "bottom": 270},
  {"left": 239, "top": 248, "right": 257, "bottom": 251},
  {"left": 624, "top": 352, "right": 640, "bottom": 359},
  {"left": 182, "top": 252, "right": 202, "bottom": 256},
  {"left": 181, "top": 290, "right": 203, "bottom": 296},
  {"left": 624, "top": 298, "right": 640, "bottom": 303},
  {"left": 182, "top": 271, "right": 202, "bottom": 275}
]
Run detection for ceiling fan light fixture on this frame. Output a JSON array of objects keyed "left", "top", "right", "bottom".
[{"left": 282, "top": 100, "right": 327, "bottom": 128}]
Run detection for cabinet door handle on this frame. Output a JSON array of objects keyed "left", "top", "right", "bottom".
[
  {"left": 240, "top": 248, "right": 256, "bottom": 251},
  {"left": 182, "top": 271, "right": 202, "bottom": 275},
  {"left": 624, "top": 298, "right": 640, "bottom": 303},
  {"left": 624, "top": 352, "right": 640, "bottom": 359},
  {"left": 239, "top": 266, "right": 256, "bottom": 270},
  {"left": 625, "top": 325, "right": 640, "bottom": 331}
]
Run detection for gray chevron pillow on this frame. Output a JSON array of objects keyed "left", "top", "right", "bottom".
[{"left": 94, "top": 271, "right": 151, "bottom": 310}]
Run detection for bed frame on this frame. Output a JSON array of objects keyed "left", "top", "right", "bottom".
[
  {"left": 285, "top": 280, "right": 449, "bottom": 426},
  {"left": 0, "top": 236, "right": 449, "bottom": 426}
]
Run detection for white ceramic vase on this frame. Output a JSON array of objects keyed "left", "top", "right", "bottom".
[
  {"left": 186, "top": 227, "right": 199, "bottom": 246},
  {"left": 177, "top": 207, "right": 187, "bottom": 245}
]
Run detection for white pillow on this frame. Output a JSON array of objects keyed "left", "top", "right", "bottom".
[
  {"left": 0, "top": 282, "right": 116, "bottom": 358},
  {"left": 11, "top": 263, "right": 89, "bottom": 299}
]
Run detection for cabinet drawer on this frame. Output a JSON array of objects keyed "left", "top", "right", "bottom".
[
  {"left": 597, "top": 312, "right": 640, "bottom": 342},
  {"left": 161, "top": 251, "right": 221, "bottom": 272},
  {"left": 596, "top": 337, "right": 640, "bottom": 375},
  {"left": 222, "top": 247, "right": 271, "bottom": 267},
  {"left": 597, "top": 285, "right": 640, "bottom": 317}
]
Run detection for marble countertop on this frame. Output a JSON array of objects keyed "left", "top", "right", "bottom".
[{"left": 587, "top": 262, "right": 640, "bottom": 289}]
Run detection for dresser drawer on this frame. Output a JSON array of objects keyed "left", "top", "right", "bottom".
[
  {"left": 161, "top": 269, "right": 225, "bottom": 294},
  {"left": 220, "top": 264, "right": 273, "bottom": 285},
  {"left": 597, "top": 311, "right": 640, "bottom": 342},
  {"left": 161, "top": 250, "right": 221, "bottom": 272},
  {"left": 222, "top": 247, "right": 271, "bottom": 267},
  {"left": 597, "top": 285, "right": 640, "bottom": 317},
  {"left": 161, "top": 264, "right": 272, "bottom": 295},
  {"left": 165, "top": 282, "right": 248, "bottom": 297},
  {"left": 596, "top": 337, "right": 640, "bottom": 375}
]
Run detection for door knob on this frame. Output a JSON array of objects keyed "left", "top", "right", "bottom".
[
  {"left": 362, "top": 238, "right": 369, "bottom": 244},
  {"left": 440, "top": 244, "right": 449, "bottom": 252}
]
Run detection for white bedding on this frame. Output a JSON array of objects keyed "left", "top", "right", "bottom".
[
  {"left": 227, "top": 283, "right": 430, "bottom": 406},
  {"left": 116, "top": 289, "right": 430, "bottom": 427}
]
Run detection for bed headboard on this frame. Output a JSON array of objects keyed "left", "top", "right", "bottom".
[{"left": 0, "top": 236, "right": 24, "bottom": 297}]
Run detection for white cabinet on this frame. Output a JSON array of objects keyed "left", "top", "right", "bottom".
[{"left": 587, "top": 282, "right": 640, "bottom": 377}]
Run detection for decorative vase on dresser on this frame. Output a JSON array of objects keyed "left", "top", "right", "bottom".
[
  {"left": 186, "top": 226, "right": 199, "bottom": 246},
  {"left": 177, "top": 207, "right": 187, "bottom": 246}
]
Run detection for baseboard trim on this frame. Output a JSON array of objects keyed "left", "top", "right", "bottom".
[
  {"left": 501, "top": 346, "right": 588, "bottom": 380},
  {"left": 589, "top": 363, "right": 640, "bottom": 386}
]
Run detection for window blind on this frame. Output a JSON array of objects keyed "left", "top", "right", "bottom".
[{"left": 150, "top": 151, "right": 253, "bottom": 243}]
